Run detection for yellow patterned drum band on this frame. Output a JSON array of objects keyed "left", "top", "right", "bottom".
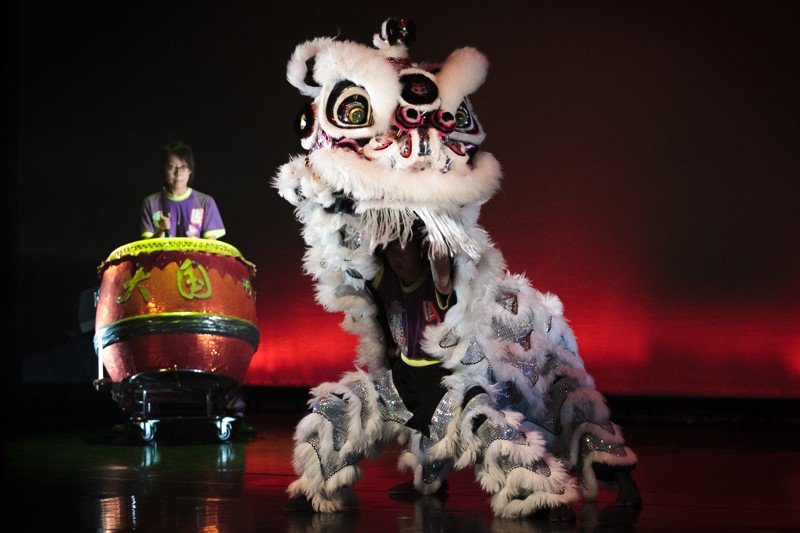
[{"left": 98, "top": 238, "right": 256, "bottom": 275}]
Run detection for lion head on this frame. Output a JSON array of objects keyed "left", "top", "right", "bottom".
[{"left": 277, "top": 18, "right": 502, "bottom": 259}]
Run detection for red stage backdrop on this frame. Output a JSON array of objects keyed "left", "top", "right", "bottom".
[{"left": 244, "top": 203, "right": 800, "bottom": 398}]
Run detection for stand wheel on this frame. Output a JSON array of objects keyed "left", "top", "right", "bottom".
[
  {"left": 138, "top": 420, "right": 158, "bottom": 442},
  {"left": 215, "top": 417, "right": 235, "bottom": 442}
]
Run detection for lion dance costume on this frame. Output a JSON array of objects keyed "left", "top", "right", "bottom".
[{"left": 274, "top": 19, "right": 637, "bottom": 518}]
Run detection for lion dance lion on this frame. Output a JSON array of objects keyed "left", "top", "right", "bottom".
[{"left": 274, "top": 18, "right": 641, "bottom": 519}]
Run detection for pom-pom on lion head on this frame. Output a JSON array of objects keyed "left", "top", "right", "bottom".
[{"left": 277, "top": 18, "right": 502, "bottom": 260}]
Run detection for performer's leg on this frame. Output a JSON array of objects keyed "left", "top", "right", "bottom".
[
  {"left": 384, "top": 362, "right": 460, "bottom": 498},
  {"left": 457, "top": 391, "right": 580, "bottom": 519},
  {"left": 592, "top": 462, "right": 642, "bottom": 507},
  {"left": 287, "top": 371, "right": 384, "bottom": 512},
  {"left": 393, "top": 434, "right": 453, "bottom": 498},
  {"left": 534, "top": 365, "right": 640, "bottom": 506}
]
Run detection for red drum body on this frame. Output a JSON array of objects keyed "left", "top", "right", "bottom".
[{"left": 95, "top": 238, "right": 258, "bottom": 383}]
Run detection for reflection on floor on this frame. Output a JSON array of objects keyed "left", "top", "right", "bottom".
[{"left": 3, "top": 405, "right": 800, "bottom": 532}]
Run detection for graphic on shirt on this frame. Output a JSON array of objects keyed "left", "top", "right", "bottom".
[
  {"left": 388, "top": 300, "right": 407, "bottom": 355},
  {"left": 191, "top": 208, "right": 204, "bottom": 225},
  {"left": 423, "top": 300, "right": 441, "bottom": 324}
]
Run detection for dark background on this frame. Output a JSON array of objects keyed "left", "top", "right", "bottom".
[{"left": 7, "top": 1, "right": 799, "bottom": 400}]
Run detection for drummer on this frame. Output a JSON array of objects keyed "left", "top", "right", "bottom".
[{"left": 140, "top": 141, "right": 226, "bottom": 240}]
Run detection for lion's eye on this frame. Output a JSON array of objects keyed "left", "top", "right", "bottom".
[
  {"left": 344, "top": 102, "right": 367, "bottom": 125},
  {"left": 327, "top": 82, "right": 373, "bottom": 128},
  {"left": 454, "top": 103, "right": 472, "bottom": 129}
]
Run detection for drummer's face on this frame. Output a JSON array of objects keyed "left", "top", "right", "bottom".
[{"left": 164, "top": 155, "right": 191, "bottom": 194}]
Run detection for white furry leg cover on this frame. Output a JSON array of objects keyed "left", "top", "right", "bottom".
[
  {"left": 397, "top": 435, "right": 454, "bottom": 495},
  {"left": 456, "top": 392, "right": 579, "bottom": 518},
  {"left": 287, "top": 370, "right": 385, "bottom": 512},
  {"left": 532, "top": 366, "right": 638, "bottom": 500}
]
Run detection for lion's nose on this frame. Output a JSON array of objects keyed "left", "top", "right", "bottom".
[{"left": 395, "top": 106, "right": 425, "bottom": 131}]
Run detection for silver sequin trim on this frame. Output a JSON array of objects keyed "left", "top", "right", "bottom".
[
  {"left": 490, "top": 312, "right": 534, "bottom": 350},
  {"left": 418, "top": 435, "right": 433, "bottom": 454},
  {"left": 494, "top": 287, "right": 519, "bottom": 315},
  {"left": 497, "top": 454, "right": 551, "bottom": 478},
  {"left": 341, "top": 229, "right": 362, "bottom": 250},
  {"left": 476, "top": 418, "right": 527, "bottom": 446},
  {"left": 429, "top": 390, "right": 459, "bottom": 442},
  {"left": 438, "top": 330, "right": 459, "bottom": 349},
  {"left": 422, "top": 459, "right": 450, "bottom": 484},
  {"left": 500, "top": 356, "right": 539, "bottom": 388},
  {"left": 346, "top": 380, "right": 371, "bottom": 430},
  {"left": 460, "top": 337, "right": 486, "bottom": 365},
  {"left": 539, "top": 352, "right": 559, "bottom": 377},
  {"left": 374, "top": 372, "right": 414, "bottom": 425},
  {"left": 572, "top": 403, "right": 616, "bottom": 434},
  {"left": 463, "top": 392, "right": 492, "bottom": 417},
  {"left": 580, "top": 433, "right": 627, "bottom": 458},
  {"left": 312, "top": 395, "right": 350, "bottom": 451},
  {"left": 493, "top": 380, "right": 524, "bottom": 412},
  {"left": 334, "top": 283, "right": 371, "bottom": 300},
  {"left": 306, "top": 433, "right": 362, "bottom": 480},
  {"left": 531, "top": 377, "right": 579, "bottom": 435}
]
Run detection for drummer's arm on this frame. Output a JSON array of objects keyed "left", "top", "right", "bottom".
[{"left": 148, "top": 215, "right": 170, "bottom": 238}]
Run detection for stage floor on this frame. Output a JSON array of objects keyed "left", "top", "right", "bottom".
[{"left": 3, "top": 408, "right": 799, "bottom": 532}]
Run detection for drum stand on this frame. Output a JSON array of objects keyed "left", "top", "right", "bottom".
[{"left": 95, "top": 368, "right": 239, "bottom": 442}]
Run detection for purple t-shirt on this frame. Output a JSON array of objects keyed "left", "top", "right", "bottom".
[
  {"left": 369, "top": 261, "right": 454, "bottom": 360},
  {"left": 141, "top": 188, "right": 225, "bottom": 239}
]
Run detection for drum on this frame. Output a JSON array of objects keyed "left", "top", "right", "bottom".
[{"left": 94, "top": 238, "right": 259, "bottom": 383}]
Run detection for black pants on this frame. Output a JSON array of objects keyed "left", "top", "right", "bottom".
[{"left": 390, "top": 358, "right": 451, "bottom": 438}]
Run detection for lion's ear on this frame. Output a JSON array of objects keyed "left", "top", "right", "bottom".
[
  {"left": 436, "top": 47, "right": 489, "bottom": 113},
  {"left": 287, "top": 37, "right": 336, "bottom": 97}
]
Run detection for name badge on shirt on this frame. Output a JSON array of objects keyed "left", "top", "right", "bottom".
[{"left": 423, "top": 300, "right": 441, "bottom": 324}]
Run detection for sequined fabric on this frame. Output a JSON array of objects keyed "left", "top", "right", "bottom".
[
  {"left": 497, "top": 454, "right": 551, "bottom": 478},
  {"left": 307, "top": 433, "right": 362, "bottom": 480},
  {"left": 531, "top": 376, "right": 579, "bottom": 435},
  {"left": 422, "top": 459, "right": 450, "bottom": 484},
  {"left": 438, "top": 330, "right": 459, "bottom": 349},
  {"left": 490, "top": 313, "right": 534, "bottom": 350},
  {"left": 475, "top": 417, "right": 527, "bottom": 447},
  {"left": 580, "top": 433, "right": 627, "bottom": 458},
  {"left": 312, "top": 395, "right": 350, "bottom": 451},
  {"left": 493, "top": 380, "right": 525, "bottom": 412},
  {"left": 499, "top": 356, "right": 539, "bottom": 388},
  {"left": 334, "top": 283, "right": 371, "bottom": 300},
  {"left": 429, "top": 390, "right": 459, "bottom": 442},
  {"left": 463, "top": 391, "right": 492, "bottom": 417},
  {"left": 346, "top": 380, "right": 371, "bottom": 429},
  {"left": 494, "top": 287, "right": 519, "bottom": 315},
  {"left": 572, "top": 403, "right": 615, "bottom": 434},
  {"left": 539, "top": 352, "right": 559, "bottom": 377},
  {"left": 460, "top": 337, "right": 486, "bottom": 365},
  {"left": 374, "top": 372, "right": 414, "bottom": 425}
]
